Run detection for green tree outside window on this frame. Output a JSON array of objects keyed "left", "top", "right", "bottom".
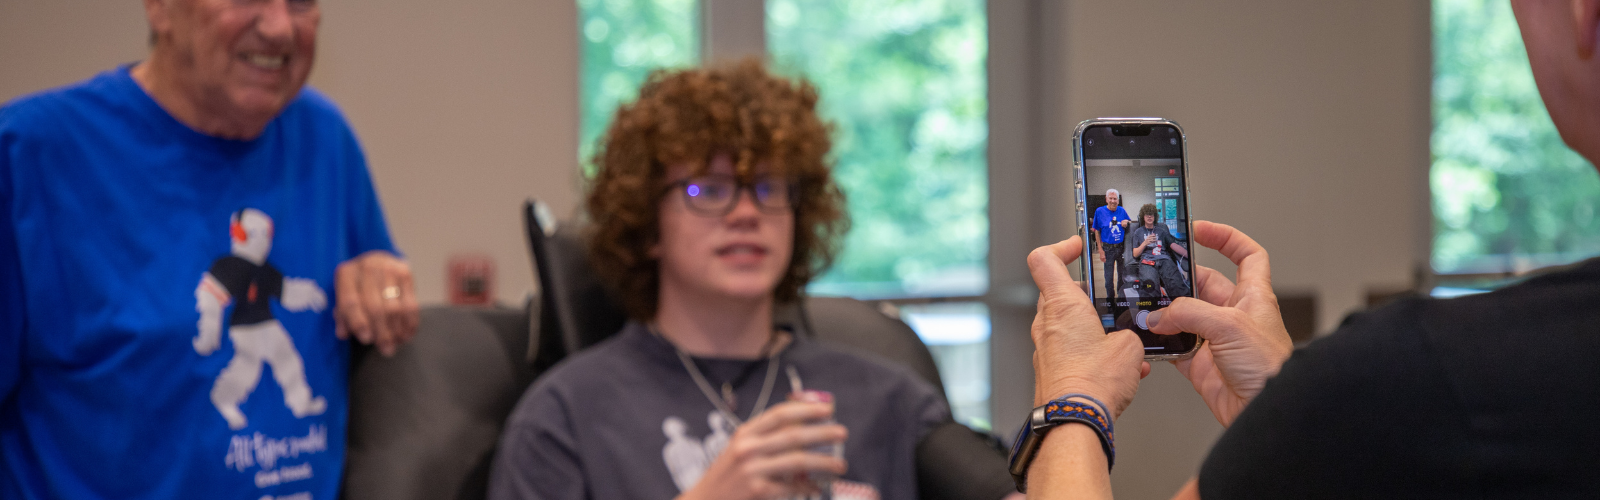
[
  {"left": 768, "top": 0, "right": 989, "bottom": 297},
  {"left": 579, "top": 0, "right": 699, "bottom": 174}
]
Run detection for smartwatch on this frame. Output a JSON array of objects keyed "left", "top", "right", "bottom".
[{"left": 1007, "top": 396, "right": 1115, "bottom": 493}]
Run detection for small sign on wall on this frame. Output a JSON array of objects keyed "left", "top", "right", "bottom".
[{"left": 448, "top": 253, "right": 495, "bottom": 306}]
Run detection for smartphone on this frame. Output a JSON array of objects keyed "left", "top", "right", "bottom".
[{"left": 1073, "top": 118, "right": 1201, "bottom": 360}]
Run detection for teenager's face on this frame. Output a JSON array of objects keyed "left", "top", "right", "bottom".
[
  {"left": 1144, "top": 213, "right": 1156, "bottom": 226},
  {"left": 654, "top": 154, "right": 795, "bottom": 303}
]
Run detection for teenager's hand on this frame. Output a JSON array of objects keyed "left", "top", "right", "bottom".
[{"left": 679, "top": 401, "right": 848, "bottom": 500}]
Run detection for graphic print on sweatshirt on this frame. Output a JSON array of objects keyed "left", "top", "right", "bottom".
[
  {"left": 193, "top": 208, "right": 330, "bottom": 431},
  {"left": 661, "top": 412, "right": 882, "bottom": 500}
]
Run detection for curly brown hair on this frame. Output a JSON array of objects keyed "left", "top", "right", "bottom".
[
  {"left": 1138, "top": 203, "right": 1160, "bottom": 224},
  {"left": 584, "top": 59, "right": 849, "bottom": 321}
]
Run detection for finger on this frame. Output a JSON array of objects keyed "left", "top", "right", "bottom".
[
  {"left": 739, "top": 422, "right": 848, "bottom": 458},
  {"left": 394, "top": 264, "right": 420, "bottom": 345},
  {"left": 739, "top": 401, "right": 835, "bottom": 436},
  {"left": 1193, "top": 266, "right": 1236, "bottom": 306},
  {"left": 1192, "top": 221, "right": 1271, "bottom": 288},
  {"left": 746, "top": 449, "right": 849, "bottom": 479},
  {"left": 334, "top": 262, "right": 367, "bottom": 342},
  {"left": 376, "top": 260, "right": 409, "bottom": 353},
  {"left": 1145, "top": 297, "right": 1251, "bottom": 345},
  {"left": 359, "top": 262, "right": 396, "bottom": 355},
  {"left": 1140, "top": 361, "right": 1152, "bottom": 379},
  {"left": 1027, "top": 236, "right": 1087, "bottom": 304}
]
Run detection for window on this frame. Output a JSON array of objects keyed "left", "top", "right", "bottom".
[
  {"left": 767, "top": 0, "right": 990, "bottom": 429},
  {"left": 1432, "top": 0, "right": 1600, "bottom": 275},
  {"left": 767, "top": 0, "right": 989, "bottom": 299},
  {"left": 578, "top": 0, "right": 699, "bottom": 172}
]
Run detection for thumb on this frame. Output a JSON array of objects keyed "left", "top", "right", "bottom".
[{"left": 1146, "top": 297, "right": 1251, "bottom": 345}]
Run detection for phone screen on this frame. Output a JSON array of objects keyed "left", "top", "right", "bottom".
[{"left": 1079, "top": 123, "right": 1198, "bottom": 356}]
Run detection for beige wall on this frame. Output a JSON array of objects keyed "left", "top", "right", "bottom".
[
  {"left": 311, "top": 0, "right": 578, "bottom": 306},
  {"left": 1057, "top": 1, "right": 1433, "bottom": 334}
]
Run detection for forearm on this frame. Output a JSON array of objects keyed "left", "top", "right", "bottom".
[{"left": 1025, "top": 424, "right": 1111, "bottom": 500}]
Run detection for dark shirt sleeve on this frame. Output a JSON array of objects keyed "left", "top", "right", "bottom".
[
  {"left": 1198, "top": 299, "right": 1477, "bottom": 498},
  {"left": 488, "top": 385, "right": 588, "bottom": 500}
]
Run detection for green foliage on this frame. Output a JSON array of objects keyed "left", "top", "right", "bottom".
[
  {"left": 578, "top": 0, "right": 699, "bottom": 175},
  {"left": 768, "top": 0, "right": 989, "bottom": 297},
  {"left": 1432, "top": 0, "right": 1600, "bottom": 273}
]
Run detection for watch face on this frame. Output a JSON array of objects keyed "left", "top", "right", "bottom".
[{"left": 1008, "top": 406, "right": 1049, "bottom": 491}]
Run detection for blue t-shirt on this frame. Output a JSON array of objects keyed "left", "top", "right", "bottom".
[
  {"left": 0, "top": 66, "right": 395, "bottom": 499},
  {"left": 1093, "top": 205, "right": 1131, "bottom": 244}
]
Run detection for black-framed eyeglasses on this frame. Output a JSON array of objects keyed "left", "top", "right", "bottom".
[{"left": 666, "top": 174, "right": 798, "bottom": 217}]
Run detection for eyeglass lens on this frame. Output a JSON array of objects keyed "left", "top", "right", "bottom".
[{"left": 681, "top": 175, "right": 793, "bottom": 214}]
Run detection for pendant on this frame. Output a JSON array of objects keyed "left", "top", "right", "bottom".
[{"left": 721, "top": 382, "right": 736, "bottom": 408}]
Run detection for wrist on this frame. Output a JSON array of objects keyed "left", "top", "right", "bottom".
[{"left": 1009, "top": 394, "right": 1117, "bottom": 492}]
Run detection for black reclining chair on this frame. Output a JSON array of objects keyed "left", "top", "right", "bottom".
[{"left": 341, "top": 201, "right": 1015, "bottom": 500}]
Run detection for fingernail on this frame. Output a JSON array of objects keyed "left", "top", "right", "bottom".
[{"left": 1146, "top": 310, "right": 1163, "bottom": 329}]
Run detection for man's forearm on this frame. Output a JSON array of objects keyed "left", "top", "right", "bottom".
[{"left": 1025, "top": 424, "right": 1112, "bottom": 500}]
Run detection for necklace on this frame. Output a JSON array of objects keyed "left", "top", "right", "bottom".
[{"left": 654, "top": 325, "right": 782, "bottom": 428}]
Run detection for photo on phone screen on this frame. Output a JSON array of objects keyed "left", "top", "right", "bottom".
[{"left": 1078, "top": 122, "right": 1198, "bottom": 356}]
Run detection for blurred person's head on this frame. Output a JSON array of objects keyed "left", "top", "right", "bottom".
[
  {"left": 1106, "top": 189, "right": 1121, "bottom": 209},
  {"left": 586, "top": 60, "right": 849, "bottom": 321},
  {"left": 1512, "top": 0, "right": 1600, "bottom": 164},
  {"left": 135, "top": 0, "right": 320, "bottom": 139},
  {"left": 1140, "top": 203, "right": 1159, "bottom": 227}
]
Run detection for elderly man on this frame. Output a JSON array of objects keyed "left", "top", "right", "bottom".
[
  {"left": 0, "top": 0, "right": 418, "bottom": 498},
  {"left": 1015, "top": 1, "right": 1600, "bottom": 498},
  {"left": 1091, "top": 188, "right": 1131, "bottom": 300}
]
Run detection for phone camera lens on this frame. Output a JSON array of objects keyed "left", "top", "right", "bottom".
[{"left": 1170, "top": 138, "right": 1177, "bottom": 145}]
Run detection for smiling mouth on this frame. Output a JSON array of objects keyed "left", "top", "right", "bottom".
[
  {"left": 241, "top": 53, "right": 288, "bottom": 70},
  {"left": 716, "top": 244, "right": 769, "bottom": 258}
]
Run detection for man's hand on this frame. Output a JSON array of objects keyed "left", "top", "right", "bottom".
[
  {"left": 335, "top": 250, "right": 419, "bottom": 357},
  {"left": 1028, "top": 236, "right": 1149, "bottom": 415},
  {"left": 1146, "top": 221, "right": 1293, "bottom": 427},
  {"left": 1097, "top": 249, "right": 1106, "bottom": 263},
  {"left": 679, "top": 401, "right": 848, "bottom": 500}
]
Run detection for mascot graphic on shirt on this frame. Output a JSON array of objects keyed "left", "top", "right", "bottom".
[{"left": 193, "top": 208, "right": 328, "bottom": 430}]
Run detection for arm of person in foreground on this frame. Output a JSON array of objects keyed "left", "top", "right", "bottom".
[{"left": 1023, "top": 236, "right": 1150, "bottom": 500}]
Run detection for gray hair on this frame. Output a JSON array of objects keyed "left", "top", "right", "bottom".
[{"left": 1105, "top": 188, "right": 1120, "bottom": 198}]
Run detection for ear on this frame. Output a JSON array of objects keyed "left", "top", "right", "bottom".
[
  {"left": 143, "top": 0, "right": 172, "bottom": 44},
  {"left": 1577, "top": 0, "right": 1600, "bottom": 59}
]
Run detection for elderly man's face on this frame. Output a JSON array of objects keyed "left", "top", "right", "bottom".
[
  {"left": 150, "top": 0, "right": 320, "bottom": 122},
  {"left": 1106, "top": 192, "right": 1120, "bottom": 209}
]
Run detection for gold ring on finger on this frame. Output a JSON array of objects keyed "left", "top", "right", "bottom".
[{"left": 382, "top": 285, "right": 400, "bottom": 300}]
